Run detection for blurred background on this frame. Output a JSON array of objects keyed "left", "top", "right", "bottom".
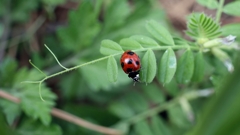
[{"left": 0, "top": 0, "right": 240, "bottom": 135}]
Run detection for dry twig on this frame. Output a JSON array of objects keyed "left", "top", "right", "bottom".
[{"left": 0, "top": 90, "right": 122, "bottom": 135}]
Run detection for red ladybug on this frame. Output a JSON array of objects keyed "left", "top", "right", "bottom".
[{"left": 120, "top": 50, "right": 141, "bottom": 82}]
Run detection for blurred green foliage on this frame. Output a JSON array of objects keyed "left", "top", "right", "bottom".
[{"left": 0, "top": 0, "right": 240, "bottom": 135}]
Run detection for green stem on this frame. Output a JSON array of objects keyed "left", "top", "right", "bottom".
[
  {"left": 29, "top": 60, "right": 47, "bottom": 77},
  {"left": 121, "top": 89, "right": 213, "bottom": 124},
  {"left": 134, "top": 45, "right": 199, "bottom": 52},
  {"left": 216, "top": 0, "right": 225, "bottom": 23},
  {"left": 38, "top": 55, "right": 118, "bottom": 101},
  {"left": 43, "top": 45, "right": 199, "bottom": 82},
  {"left": 26, "top": 44, "right": 200, "bottom": 100},
  {"left": 40, "top": 55, "right": 115, "bottom": 82}
]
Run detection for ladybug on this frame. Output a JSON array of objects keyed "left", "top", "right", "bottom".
[{"left": 120, "top": 50, "right": 141, "bottom": 82}]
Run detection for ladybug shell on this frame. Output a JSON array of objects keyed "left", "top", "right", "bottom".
[{"left": 120, "top": 50, "right": 141, "bottom": 74}]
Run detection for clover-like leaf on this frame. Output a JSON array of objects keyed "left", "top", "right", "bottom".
[
  {"left": 158, "top": 48, "right": 177, "bottom": 84},
  {"left": 120, "top": 38, "right": 143, "bottom": 50},
  {"left": 130, "top": 35, "right": 159, "bottom": 48},
  {"left": 107, "top": 56, "right": 118, "bottom": 82},
  {"left": 146, "top": 20, "right": 175, "bottom": 45},
  {"left": 100, "top": 40, "right": 123, "bottom": 55},
  {"left": 176, "top": 50, "right": 194, "bottom": 83},
  {"left": 141, "top": 49, "right": 157, "bottom": 83}
]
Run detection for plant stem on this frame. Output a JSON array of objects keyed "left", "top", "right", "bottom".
[
  {"left": 42, "top": 45, "right": 198, "bottom": 82},
  {"left": 216, "top": 0, "right": 225, "bottom": 23},
  {"left": 121, "top": 89, "right": 214, "bottom": 124},
  {"left": 134, "top": 45, "right": 199, "bottom": 52},
  {"left": 41, "top": 55, "right": 114, "bottom": 82},
  {"left": 26, "top": 44, "right": 200, "bottom": 101},
  {"left": 0, "top": 90, "right": 122, "bottom": 135},
  {"left": 29, "top": 45, "right": 199, "bottom": 84}
]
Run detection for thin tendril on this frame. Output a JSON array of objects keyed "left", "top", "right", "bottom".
[
  {"left": 44, "top": 44, "right": 68, "bottom": 70},
  {"left": 29, "top": 60, "right": 47, "bottom": 77},
  {"left": 39, "top": 82, "right": 45, "bottom": 102}
]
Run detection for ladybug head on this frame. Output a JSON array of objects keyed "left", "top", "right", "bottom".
[{"left": 128, "top": 70, "right": 140, "bottom": 82}]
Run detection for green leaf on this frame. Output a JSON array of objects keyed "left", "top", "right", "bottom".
[
  {"left": 79, "top": 60, "right": 129, "bottom": 91},
  {"left": 142, "top": 85, "right": 165, "bottom": 104},
  {"left": 120, "top": 38, "right": 142, "bottom": 50},
  {"left": 57, "top": 1, "right": 100, "bottom": 51},
  {"left": 168, "top": 105, "right": 191, "bottom": 128},
  {"left": 223, "top": 1, "right": 240, "bottom": 16},
  {"left": 17, "top": 119, "right": 62, "bottom": 135},
  {"left": 42, "top": 0, "right": 65, "bottom": 6},
  {"left": 187, "top": 53, "right": 240, "bottom": 135},
  {"left": 141, "top": 49, "right": 157, "bottom": 83},
  {"left": 0, "top": 61, "right": 56, "bottom": 126},
  {"left": 100, "top": 40, "right": 123, "bottom": 55},
  {"left": 0, "top": 23, "right": 3, "bottom": 37},
  {"left": 0, "top": 111, "right": 15, "bottom": 135},
  {"left": 11, "top": 0, "right": 38, "bottom": 23},
  {"left": 165, "top": 80, "right": 179, "bottom": 97},
  {"left": 176, "top": 50, "right": 194, "bottom": 83},
  {"left": 221, "top": 23, "right": 240, "bottom": 42},
  {"left": 20, "top": 83, "right": 56, "bottom": 126},
  {"left": 146, "top": 20, "right": 175, "bottom": 45},
  {"left": 104, "top": 0, "right": 130, "bottom": 31},
  {"left": 0, "top": 58, "right": 18, "bottom": 87},
  {"left": 125, "top": 91, "right": 148, "bottom": 113},
  {"left": 134, "top": 120, "right": 154, "bottom": 135},
  {"left": 9, "top": 68, "right": 56, "bottom": 126},
  {"left": 197, "top": 0, "right": 218, "bottom": 9},
  {"left": 0, "top": 99, "right": 21, "bottom": 125},
  {"left": 113, "top": 122, "right": 130, "bottom": 134},
  {"left": 107, "top": 56, "right": 118, "bottom": 82},
  {"left": 108, "top": 100, "right": 135, "bottom": 118},
  {"left": 192, "top": 52, "right": 205, "bottom": 82},
  {"left": 150, "top": 116, "right": 171, "bottom": 135},
  {"left": 173, "top": 37, "right": 190, "bottom": 46},
  {"left": 186, "top": 13, "right": 221, "bottom": 39},
  {"left": 130, "top": 35, "right": 159, "bottom": 48},
  {"left": 158, "top": 48, "right": 177, "bottom": 84}
]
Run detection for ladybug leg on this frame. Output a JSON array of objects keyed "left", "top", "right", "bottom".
[{"left": 133, "top": 81, "right": 136, "bottom": 86}]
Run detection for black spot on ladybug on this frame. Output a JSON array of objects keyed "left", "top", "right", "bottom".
[
  {"left": 136, "top": 61, "right": 139, "bottom": 65},
  {"left": 127, "top": 59, "right": 133, "bottom": 64},
  {"left": 121, "top": 62, "right": 124, "bottom": 68},
  {"left": 127, "top": 68, "right": 132, "bottom": 73},
  {"left": 127, "top": 51, "right": 135, "bottom": 55}
]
